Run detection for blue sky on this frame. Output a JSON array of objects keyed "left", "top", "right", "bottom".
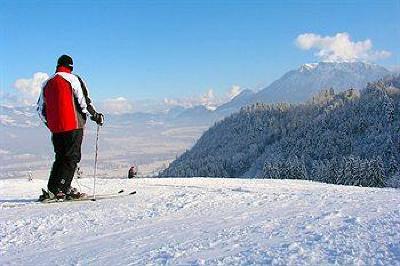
[{"left": 1, "top": 0, "right": 399, "bottom": 107}]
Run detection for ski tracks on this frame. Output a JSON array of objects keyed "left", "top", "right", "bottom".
[{"left": 1, "top": 178, "right": 399, "bottom": 265}]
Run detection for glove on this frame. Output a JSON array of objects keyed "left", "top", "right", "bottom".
[{"left": 90, "top": 112, "right": 104, "bottom": 126}]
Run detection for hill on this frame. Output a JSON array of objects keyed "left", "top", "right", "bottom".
[
  {"left": 160, "top": 76, "right": 400, "bottom": 187},
  {"left": 1, "top": 177, "right": 399, "bottom": 265}
]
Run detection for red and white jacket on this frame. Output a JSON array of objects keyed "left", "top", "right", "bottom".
[{"left": 37, "top": 66, "right": 97, "bottom": 133}]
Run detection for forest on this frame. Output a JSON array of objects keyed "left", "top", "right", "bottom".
[{"left": 160, "top": 76, "right": 400, "bottom": 187}]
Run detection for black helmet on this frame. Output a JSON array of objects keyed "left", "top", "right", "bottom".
[{"left": 57, "top": 54, "right": 73, "bottom": 70}]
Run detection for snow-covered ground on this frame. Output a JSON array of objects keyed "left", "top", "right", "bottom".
[{"left": 1, "top": 177, "right": 399, "bottom": 265}]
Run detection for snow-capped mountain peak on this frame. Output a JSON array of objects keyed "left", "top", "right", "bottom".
[
  {"left": 251, "top": 61, "right": 391, "bottom": 104},
  {"left": 299, "top": 63, "right": 319, "bottom": 72}
]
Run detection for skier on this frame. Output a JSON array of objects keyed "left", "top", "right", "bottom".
[
  {"left": 128, "top": 165, "right": 137, "bottom": 178},
  {"left": 37, "top": 54, "right": 104, "bottom": 201}
]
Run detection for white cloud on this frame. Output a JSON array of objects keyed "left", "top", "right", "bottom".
[
  {"left": 200, "top": 89, "right": 217, "bottom": 107},
  {"left": 102, "top": 97, "right": 133, "bottom": 114},
  {"left": 227, "top": 85, "right": 242, "bottom": 100},
  {"left": 13, "top": 72, "right": 49, "bottom": 105},
  {"left": 295, "top": 32, "right": 391, "bottom": 62},
  {"left": 164, "top": 89, "right": 219, "bottom": 109},
  {"left": 163, "top": 86, "right": 245, "bottom": 111}
]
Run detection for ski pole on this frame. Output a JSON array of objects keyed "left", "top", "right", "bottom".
[{"left": 93, "top": 124, "right": 100, "bottom": 201}]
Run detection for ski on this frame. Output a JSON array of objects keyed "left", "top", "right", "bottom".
[{"left": 40, "top": 190, "right": 136, "bottom": 204}]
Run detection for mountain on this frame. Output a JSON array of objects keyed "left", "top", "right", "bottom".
[
  {"left": 166, "top": 106, "right": 187, "bottom": 119},
  {"left": 165, "top": 62, "right": 391, "bottom": 120},
  {"left": 251, "top": 62, "right": 391, "bottom": 104},
  {"left": 172, "top": 105, "right": 218, "bottom": 125},
  {"left": 160, "top": 75, "right": 400, "bottom": 187},
  {"left": 0, "top": 105, "right": 38, "bottom": 128},
  {"left": 215, "top": 89, "right": 256, "bottom": 116}
]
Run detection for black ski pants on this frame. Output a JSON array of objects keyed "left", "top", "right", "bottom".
[{"left": 48, "top": 128, "right": 83, "bottom": 194}]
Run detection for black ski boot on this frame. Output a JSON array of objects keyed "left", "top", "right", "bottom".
[
  {"left": 38, "top": 188, "right": 51, "bottom": 201},
  {"left": 38, "top": 188, "right": 60, "bottom": 201},
  {"left": 66, "top": 187, "right": 86, "bottom": 200}
]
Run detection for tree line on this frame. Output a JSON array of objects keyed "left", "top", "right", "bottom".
[{"left": 160, "top": 75, "right": 400, "bottom": 187}]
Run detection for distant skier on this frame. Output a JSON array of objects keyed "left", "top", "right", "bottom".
[
  {"left": 128, "top": 165, "right": 137, "bottom": 179},
  {"left": 37, "top": 55, "right": 104, "bottom": 201}
]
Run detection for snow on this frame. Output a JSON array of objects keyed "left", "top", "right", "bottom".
[
  {"left": 0, "top": 115, "right": 16, "bottom": 126},
  {"left": 0, "top": 149, "right": 10, "bottom": 155},
  {"left": 1, "top": 177, "right": 399, "bottom": 265},
  {"left": 256, "top": 61, "right": 391, "bottom": 104},
  {"left": 300, "top": 63, "right": 319, "bottom": 72}
]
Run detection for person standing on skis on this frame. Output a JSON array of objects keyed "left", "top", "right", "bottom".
[{"left": 37, "top": 54, "right": 104, "bottom": 200}]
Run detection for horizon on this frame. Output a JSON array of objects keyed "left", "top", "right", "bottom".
[
  {"left": 1, "top": 0, "right": 399, "bottom": 113},
  {"left": 2, "top": 60, "right": 397, "bottom": 115}
]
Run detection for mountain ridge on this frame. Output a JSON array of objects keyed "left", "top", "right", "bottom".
[
  {"left": 250, "top": 61, "right": 391, "bottom": 104},
  {"left": 160, "top": 75, "right": 400, "bottom": 187}
]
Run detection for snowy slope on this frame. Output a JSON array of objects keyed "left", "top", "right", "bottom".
[{"left": 1, "top": 177, "right": 399, "bottom": 265}]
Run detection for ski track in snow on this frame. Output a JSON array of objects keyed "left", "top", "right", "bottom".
[{"left": 1, "top": 178, "right": 399, "bottom": 265}]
